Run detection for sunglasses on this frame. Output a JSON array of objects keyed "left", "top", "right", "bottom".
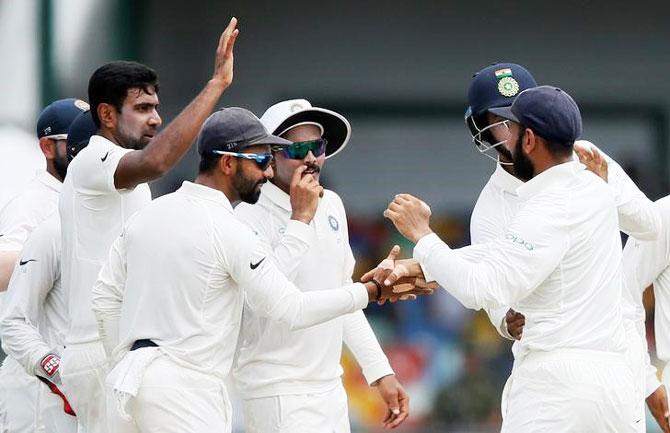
[
  {"left": 212, "top": 150, "right": 274, "bottom": 170},
  {"left": 272, "top": 138, "right": 327, "bottom": 160}
]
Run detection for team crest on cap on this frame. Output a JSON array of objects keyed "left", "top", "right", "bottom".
[
  {"left": 290, "top": 103, "right": 304, "bottom": 113},
  {"left": 74, "top": 99, "right": 90, "bottom": 111},
  {"left": 328, "top": 215, "right": 339, "bottom": 231},
  {"left": 498, "top": 76, "right": 520, "bottom": 97}
]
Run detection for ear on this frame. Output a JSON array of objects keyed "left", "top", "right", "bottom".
[
  {"left": 97, "top": 103, "right": 117, "bottom": 130},
  {"left": 219, "top": 154, "right": 237, "bottom": 176},
  {"left": 38, "top": 137, "right": 56, "bottom": 159},
  {"left": 523, "top": 128, "right": 538, "bottom": 154}
]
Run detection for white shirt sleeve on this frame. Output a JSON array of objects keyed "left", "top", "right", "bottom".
[
  {"left": 0, "top": 195, "right": 36, "bottom": 252},
  {"left": 224, "top": 225, "right": 368, "bottom": 330},
  {"left": 470, "top": 191, "right": 515, "bottom": 340},
  {"left": 603, "top": 152, "right": 661, "bottom": 241},
  {"left": 414, "top": 197, "right": 569, "bottom": 311},
  {"left": 91, "top": 231, "right": 128, "bottom": 357},
  {"left": 0, "top": 219, "right": 59, "bottom": 375},
  {"left": 75, "top": 143, "right": 133, "bottom": 195},
  {"left": 337, "top": 204, "right": 394, "bottom": 384}
]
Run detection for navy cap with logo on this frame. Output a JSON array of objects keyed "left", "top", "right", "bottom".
[
  {"left": 466, "top": 63, "right": 537, "bottom": 119},
  {"left": 489, "top": 85, "right": 583, "bottom": 144},
  {"left": 66, "top": 111, "right": 98, "bottom": 161},
  {"left": 36, "top": 98, "right": 90, "bottom": 139},
  {"left": 197, "top": 107, "right": 292, "bottom": 156}
]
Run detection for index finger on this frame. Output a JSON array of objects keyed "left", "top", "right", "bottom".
[{"left": 291, "top": 165, "right": 308, "bottom": 186}]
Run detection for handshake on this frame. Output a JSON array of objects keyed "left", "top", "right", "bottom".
[{"left": 360, "top": 245, "right": 438, "bottom": 304}]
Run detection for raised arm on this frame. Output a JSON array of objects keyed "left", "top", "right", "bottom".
[{"left": 114, "top": 18, "right": 239, "bottom": 189}]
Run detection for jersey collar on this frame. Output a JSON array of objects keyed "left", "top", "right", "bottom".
[
  {"left": 491, "top": 163, "right": 524, "bottom": 194},
  {"left": 178, "top": 181, "right": 234, "bottom": 213},
  {"left": 259, "top": 181, "right": 292, "bottom": 212},
  {"left": 517, "top": 160, "right": 582, "bottom": 199}
]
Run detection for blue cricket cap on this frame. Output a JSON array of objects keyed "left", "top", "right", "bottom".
[
  {"left": 66, "top": 111, "right": 97, "bottom": 161},
  {"left": 489, "top": 85, "right": 582, "bottom": 144},
  {"left": 36, "top": 98, "right": 90, "bottom": 139},
  {"left": 466, "top": 63, "right": 537, "bottom": 118}
]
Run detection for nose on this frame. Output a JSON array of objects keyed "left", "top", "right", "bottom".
[
  {"left": 263, "top": 164, "right": 274, "bottom": 179},
  {"left": 304, "top": 150, "right": 317, "bottom": 164},
  {"left": 149, "top": 110, "right": 162, "bottom": 128}
]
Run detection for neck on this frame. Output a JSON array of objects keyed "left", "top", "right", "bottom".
[
  {"left": 194, "top": 173, "right": 239, "bottom": 203},
  {"left": 45, "top": 161, "right": 63, "bottom": 182},
  {"left": 99, "top": 127, "right": 123, "bottom": 147},
  {"left": 533, "top": 153, "right": 573, "bottom": 177}
]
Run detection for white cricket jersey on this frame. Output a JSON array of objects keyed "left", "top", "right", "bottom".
[
  {"left": 60, "top": 135, "right": 151, "bottom": 344},
  {"left": 623, "top": 196, "right": 670, "bottom": 396},
  {"left": 0, "top": 170, "right": 61, "bottom": 252},
  {"left": 417, "top": 161, "right": 627, "bottom": 360},
  {"left": 470, "top": 163, "right": 524, "bottom": 338},
  {"left": 0, "top": 214, "right": 68, "bottom": 374},
  {"left": 471, "top": 144, "right": 660, "bottom": 340},
  {"left": 0, "top": 125, "right": 44, "bottom": 211},
  {"left": 92, "top": 181, "right": 369, "bottom": 378},
  {"left": 233, "top": 182, "right": 393, "bottom": 398}
]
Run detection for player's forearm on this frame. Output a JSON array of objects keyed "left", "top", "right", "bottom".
[
  {"left": 0, "top": 318, "right": 51, "bottom": 375},
  {"left": 272, "top": 220, "right": 314, "bottom": 281},
  {"left": 343, "top": 311, "right": 394, "bottom": 384},
  {"left": 617, "top": 198, "right": 662, "bottom": 241},
  {"left": 413, "top": 234, "right": 503, "bottom": 311},
  {"left": 116, "top": 79, "right": 230, "bottom": 188},
  {"left": 0, "top": 251, "right": 19, "bottom": 291}
]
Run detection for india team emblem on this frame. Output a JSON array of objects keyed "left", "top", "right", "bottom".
[
  {"left": 328, "top": 215, "right": 339, "bottom": 231},
  {"left": 498, "top": 76, "right": 520, "bottom": 97}
]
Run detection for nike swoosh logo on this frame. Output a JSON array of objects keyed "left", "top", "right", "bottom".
[
  {"left": 250, "top": 257, "right": 266, "bottom": 270},
  {"left": 101, "top": 152, "right": 109, "bottom": 162},
  {"left": 19, "top": 259, "right": 37, "bottom": 266}
]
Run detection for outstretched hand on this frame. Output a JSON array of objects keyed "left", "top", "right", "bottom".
[
  {"left": 361, "top": 246, "right": 436, "bottom": 304},
  {"left": 212, "top": 17, "right": 240, "bottom": 89}
]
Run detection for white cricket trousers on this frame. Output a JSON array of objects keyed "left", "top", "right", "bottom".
[
  {"left": 242, "top": 384, "right": 351, "bottom": 433},
  {"left": 59, "top": 340, "right": 109, "bottom": 433},
  {"left": 502, "top": 348, "right": 637, "bottom": 433},
  {"left": 0, "top": 355, "right": 78, "bottom": 433},
  {"left": 0, "top": 356, "right": 40, "bottom": 432},
  {"left": 126, "top": 356, "right": 232, "bottom": 433},
  {"left": 623, "top": 322, "right": 647, "bottom": 433}
]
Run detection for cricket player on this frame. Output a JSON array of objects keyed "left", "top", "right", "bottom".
[
  {"left": 58, "top": 18, "right": 239, "bottom": 433},
  {"left": 0, "top": 111, "right": 98, "bottom": 433},
  {"left": 91, "top": 107, "right": 426, "bottom": 433},
  {"left": 0, "top": 98, "right": 87, "bottom": 433},
  {"left": 0, "top": 125, "right": 43, "bottom": 213},
  {"left": 622, "top": 200, "right": 670, "bottom": 433},
  {"left": 0, "top": 98, "right": 88, "bottom": 291},
  {"left": 382, "top": 86, "right": 638, "bottom": 432},
  {"left": 465, "top": 62, "right": 665, "bottom": 430},
  {"left": 233, "top": 99, "right": 408, "bottom": 432}
]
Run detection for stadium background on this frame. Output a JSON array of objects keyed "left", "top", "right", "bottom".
[{"left": 1, "top": 0, "right": 669, "bottom": 431}]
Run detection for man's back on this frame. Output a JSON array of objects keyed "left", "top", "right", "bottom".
[{"left": 512, "top": 165, "right": 625, "bottom": 356}]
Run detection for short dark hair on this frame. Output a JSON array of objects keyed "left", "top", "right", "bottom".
[
  {"left": 198, "top": 152, "right": 223, "bottom": 174},
  {"left": 540, "top": 134, "right": 574, "bottom": 158},
  {"left": 88, "top": 61, "right": 159, "bottom": 127}
]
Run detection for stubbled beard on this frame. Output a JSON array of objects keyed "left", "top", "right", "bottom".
[
  {"left": 234, "top": 169, "right": 266, "bottom": 204},
  {"left": 511, "top": 131, "right": 535, "bottom": 181}
]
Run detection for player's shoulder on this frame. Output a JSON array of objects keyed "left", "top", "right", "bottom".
[{"left": 321, "top": 189, "right": 346, "bottom": 213}]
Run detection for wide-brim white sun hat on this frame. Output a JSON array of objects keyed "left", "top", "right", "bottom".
[{"left": 259, "top": 99, "right": 352, "bottom": 159}]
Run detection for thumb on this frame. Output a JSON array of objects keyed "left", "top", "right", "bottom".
[
  {"left": 385, "top": 390, "right": 400, "bottom": 415},
  {"left": 387, "top": 245, "right": 401, "bottom": 261}
]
